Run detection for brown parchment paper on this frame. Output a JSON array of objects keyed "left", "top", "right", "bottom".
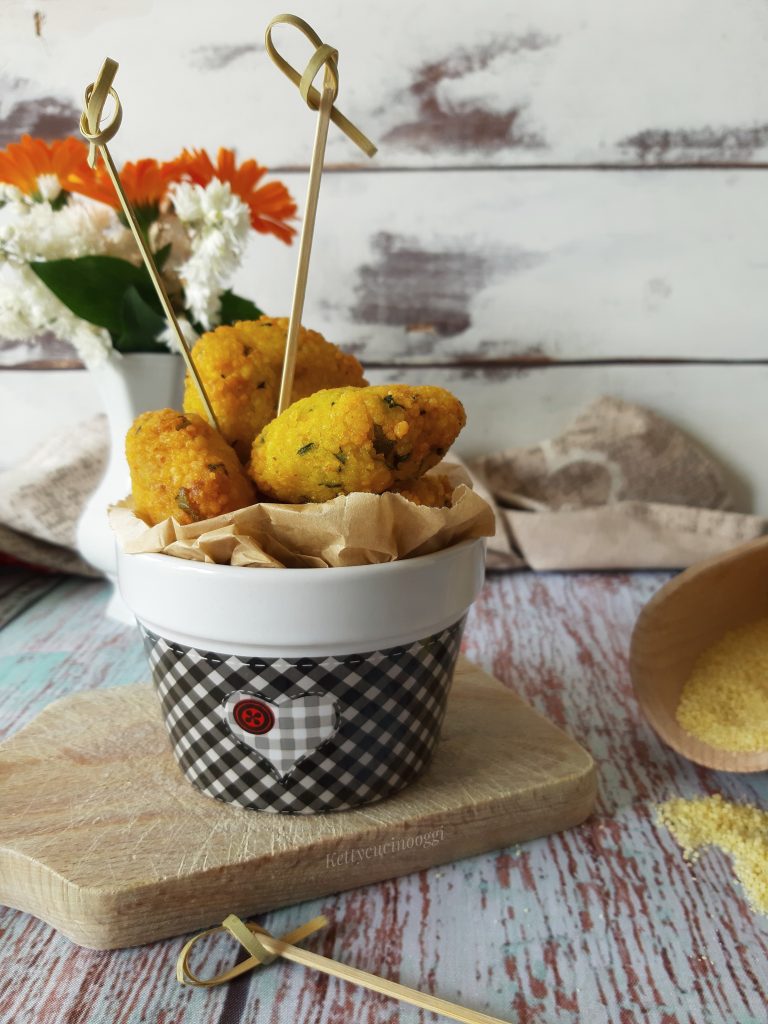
[{"left": 109, "top": 464, "right": 495, "bottom": 569}]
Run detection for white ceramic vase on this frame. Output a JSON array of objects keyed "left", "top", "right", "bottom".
[{"left": 76, "top": 351, "right": 183, "bottom": 607}]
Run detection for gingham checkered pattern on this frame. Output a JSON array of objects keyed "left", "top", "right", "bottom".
[
  {"left": 222, "top": 689, "right": 339, "bottom": 777},
  {"left": 140, "top": 619, "right": 464, "bottom": 814}
]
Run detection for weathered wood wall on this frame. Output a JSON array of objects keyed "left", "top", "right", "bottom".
[
  {"left": 6, "top": 0, "right": 768, "bottom": 169},
  {"left": 2, "top": 0, "right": 767, "bottom": 505}
]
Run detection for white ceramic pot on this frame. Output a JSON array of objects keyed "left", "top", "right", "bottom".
[
  {"left": 118, "top": 538, "right": 486, "bottom": 814},
  {"left": 76, "top": 352, "right": 183, "bottom": 585}
]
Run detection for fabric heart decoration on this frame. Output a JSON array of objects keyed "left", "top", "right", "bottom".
[{"left": 221, "top": 690, "right": 339, "bottom": 778}]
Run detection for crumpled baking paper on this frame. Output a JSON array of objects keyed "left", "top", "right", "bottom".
[{"left": 109, "top": 463, "right": 495, "bottom": 569}]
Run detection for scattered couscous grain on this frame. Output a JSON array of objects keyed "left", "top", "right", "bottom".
[
  {"left": 656, "top": 795, "right": 768, "bottom": 915},
  {"left": 675, "top": 616, "right": 768, "bottom": 752}
]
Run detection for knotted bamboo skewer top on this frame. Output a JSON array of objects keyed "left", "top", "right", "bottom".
[
  {"left": 79, "top": 58, "right": 218, "bottom": 430},
  {"left": 264, "top": 15, "right": 376, "bottom": 415}
]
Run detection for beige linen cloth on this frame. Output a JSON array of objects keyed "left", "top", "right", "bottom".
[
  {"left": 469, "top": 396, "right": 767, "bottom": 570},
  {"left": 0, "top": 416, "right": 105, "bottom": 576},
  {"left": 0, "top": 397, "right": 765, "bottom": 575}
]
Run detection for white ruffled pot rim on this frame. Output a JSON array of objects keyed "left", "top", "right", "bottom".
[{"left": 118, "top": 537, "right": 486, "bottom": 658}]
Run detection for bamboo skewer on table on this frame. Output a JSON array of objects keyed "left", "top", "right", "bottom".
[
  {"left": 79, "top": 57, "right": 218, "bottom": 430},
  {"left": 264, "top": 14, "right": 377, "bottom": 414},
  {"left": 178, "top": 913, "right": 512, "bottom": 1024}
]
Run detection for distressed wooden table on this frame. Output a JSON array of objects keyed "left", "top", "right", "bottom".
[{"left": 0, "top": 567, "right": 766, "bottom": 1024}]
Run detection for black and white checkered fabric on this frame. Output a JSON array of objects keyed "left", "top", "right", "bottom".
[{"left": 141, "top": 619, "right": 464, "bottom": 814}]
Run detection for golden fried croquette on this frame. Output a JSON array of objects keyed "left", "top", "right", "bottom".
[
  {"left": 249, "top": 384, "right": 466, "bottom": 503},
  {"left": 126, "top": 409, "right": 256, "bottom": 526},
  {"left": 183, "top": 317, "right": 367, "bottom": 460},
  {"left": 393, "top": 474, "right": 454, "bottom": 508}
]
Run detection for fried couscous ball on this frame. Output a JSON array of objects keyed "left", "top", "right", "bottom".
[
  {"left": 249, "top": 384, "right": 466, "bottom": 503},
  {"left": 126, "top": 409, "right": 256, "bottom": 526},
  {"left": 183, "top": 317, "right": 367, "bottom": 460},
  {"left": 393, "top": 474, "right": 454, "bottom": 508}
]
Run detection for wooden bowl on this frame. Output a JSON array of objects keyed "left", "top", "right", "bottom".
[{"left": 629, "top": 535, "right": 768, "bottom": 772}]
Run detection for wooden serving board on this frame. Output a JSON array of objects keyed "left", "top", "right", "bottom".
[{"left": 0, "top": 658, "right": 596, "bottom": 950}]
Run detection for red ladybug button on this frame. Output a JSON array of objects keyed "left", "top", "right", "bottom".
[{"left": 233, "top": 699, "right": 275, "bottom": 735}]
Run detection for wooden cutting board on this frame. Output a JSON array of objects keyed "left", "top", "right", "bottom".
[{"left": 0, "top": 658, "right": 596, "bottom": 950}]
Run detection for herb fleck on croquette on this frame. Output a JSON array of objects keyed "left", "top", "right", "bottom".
[
  {"left": 372, "top": 424, "right": 397, "bottom": 464},
  {"left": 176, "top": 488, "right": 199, "bottom": 520}
]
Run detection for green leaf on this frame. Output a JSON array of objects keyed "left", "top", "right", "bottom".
[
  {"left": 219, "top": 290, "right": 263, "bottom": 325},
  {"left": 153, "top": 243, "right": 172, "bottom": 271},
  {"left": 30, "top": 256, "right": 159, "bottom": 334},
  {"left": 115, "top": 286, "right": 167, "bottom": 353},
  {"left": 119, "top": 203, "right": 160, "bottom": 237},
  {"left": 50, "top": 191, "right": 70, "bottom": 211}
]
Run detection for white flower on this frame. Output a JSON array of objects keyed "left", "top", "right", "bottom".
[
  {"left": 0, "top": 263, "right": 111, "bottom": 366},
  {"left": 0, "top": 183, "right": 25, "bottom": 205},
  {"left": 169, "top": 183, "right": 203, "bottom": 223},
  {"left": 199, "top": 179, "right": 248, "bottom": 227},
  {"left": 0, "top": 177, "right": 252, "bottom": 359},
  {"left": 168, "top": 179, "right": 251, "bottom": 329},
  {"left": 35, "top": 173, "right": 62, "bottom": 203},
  {"left": 0, "top": 197, "right": 133, "bottom": 263},
  {"left": 149, "top": 213, "right": 191, "bottom": 269},
  {"left": 67, "top": 319, "right": 114, "bottom": 366},
  {"left": 159, "top": 314, "right": 198, "bottom": 353}
]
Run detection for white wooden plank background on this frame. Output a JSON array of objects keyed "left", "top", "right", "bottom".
[
  {"left": 232, "top": 170, "right": 768, "bottom": 363},
  {"left": 1, "top": 0, "right": 767, "bottom": 516},
  {"left": 4, "top": 0, "right": 768, "bottom": 168},
  {"left": 3, "top": 169, "right": 768, "bottom": 365}
]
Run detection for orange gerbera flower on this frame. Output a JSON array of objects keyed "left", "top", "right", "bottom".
[
  {"left": 0, "top": 134, "right": 98, "bottom": 201},
  {"left": 83, "top": 156, "right": 190, "bottom": 213},
  {"left": 112, "top": 157, "right": 188, "bottom": 209},
  {"left": 178, "top": 147, "right": 297, "bottom": 244}
]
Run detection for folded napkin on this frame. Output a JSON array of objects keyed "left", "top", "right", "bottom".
[
  {"left": 470, "top": 396, "right": 766, "bottom": 570},
  {"left": 0, "top": 417, "right": 105, "bottom": 576},
  {"left": 1, "top": 397, "right": 765, "bottom": 575}
]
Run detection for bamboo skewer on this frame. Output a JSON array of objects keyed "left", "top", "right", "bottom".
[
  {"left": 178, "top": 913, "right": 512, "bottom": 1024},
  {"left": 79, "top": 57, "right": 218, "bottom": 430},
  {"left": 276, "top": 69, "right": 336, "bottom": 415},
  {"left": 264, "top": 15, "right": 376, "bottom": 415},
  {"left": 176, "top": 914, "right": 329, "bottom": 986}
]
